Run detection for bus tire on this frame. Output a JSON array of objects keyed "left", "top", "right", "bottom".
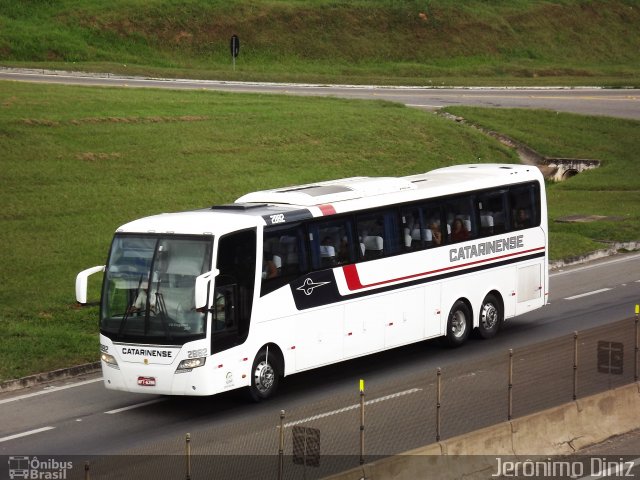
[
  {"left": 477, "top": 293, "right": 503, "bottom": 339},
  {"left": 248, "top": 348, "right": 280, "bottom": 402},
  {"left": 443, "top": 300, "right": 471, "bottom": 347}
]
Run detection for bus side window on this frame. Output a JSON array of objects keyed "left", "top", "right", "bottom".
[
  {"left": 444, "top": 196, "right": 476, "bottom": 244},
  {"left": 509, "top": 183, "right": 540, "bottom": 231},
  {"left": 261, "top": 223, "right": 309, "bottom": 296},
  {"left": 309, "top": 218, "right": 356, "bottom": 270},
  {"left": 477, "top": 190, "right": 507, "bottom": 236},
  {"left": 401, "top": 207, "right": 424, "bottom": 251},
  {"left": 355, "top": 209, "right": 402, "bottom": 260}
]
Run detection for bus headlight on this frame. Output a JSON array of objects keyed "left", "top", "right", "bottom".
[
  {"left": 176, "top": 357, "right": 206, "bottom": 371},
  {"left": 101, "top": 352, "right": 119, "bottom": 367}
]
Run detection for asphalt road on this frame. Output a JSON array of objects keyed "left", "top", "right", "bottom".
[
  {"left": 1, "top": 253, "right": 639, "bottom": 478},
  {"left": 1, "top": 68, "right": 640, "bottom": 119}
]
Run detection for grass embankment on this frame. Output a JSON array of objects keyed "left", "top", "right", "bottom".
[
  {"left": 0, "top": 80, "right": 519, "bottom": 381},
  {"left": 1, "top": 0, "right": 640, "bottom": 86}
]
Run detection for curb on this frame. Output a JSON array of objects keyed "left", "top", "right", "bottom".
[
  {"left": 0, "top": 361, "right": 101, "bottom": 393},
  {"left": 549, "top": 241, "right": 640, "bottom": 270}
]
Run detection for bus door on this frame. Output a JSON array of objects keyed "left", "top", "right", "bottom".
[{"left": 211, "top": 229, "right": 257, "bottom": 354}]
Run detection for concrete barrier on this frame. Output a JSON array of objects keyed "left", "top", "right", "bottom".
[{"left": 325, "top": 383, "right": 640, "bottom": 480}]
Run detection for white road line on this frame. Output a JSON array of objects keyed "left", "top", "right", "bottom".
[
  {"left": 564, "top": 288, "right": 612, "bottom": 301},
  {"left": 406, "top": 104, "right": 442, "bottom": 108},
  {"left": 551, "top": 253, "right": 640, "bottom": 277},
  {"left": 0, "top": 426, "right": 55, "bottom": 443},
  {"left": 105, "top": 398, "right": 166, "bottom": 414},
  {"left": 284, "top": 388, "right": 422, "bottom": 428},
  {"left": 578, "top": 456, "right": 640, "bottom": 480},
  {"left": 0, "top": 378, "right": 103, "bottom": 406}
]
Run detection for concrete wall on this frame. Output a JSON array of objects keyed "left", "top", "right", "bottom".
[{"left": 325, "top": 383, "right": 640, "bottom": 480}]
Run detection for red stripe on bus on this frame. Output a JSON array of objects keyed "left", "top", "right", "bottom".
[
  {"left": 342, "top": 247, "right": 545, "bottom": 291},
  {"left": 318, "top": 204, "right": 336, "bottom": 216}
]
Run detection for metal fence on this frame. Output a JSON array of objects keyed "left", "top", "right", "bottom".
[{"left": 266, "top": 315, "right": 639, "bottom": 479}]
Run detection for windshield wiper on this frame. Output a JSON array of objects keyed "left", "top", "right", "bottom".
[
  {"left": 154, "top": 291, "right": 172, "bottom": 341},
  {"left": 118, "top": 274, "right": 144, "bottom": 337}
]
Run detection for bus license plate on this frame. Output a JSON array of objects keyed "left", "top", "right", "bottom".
[{"left": 137, "top": 376, "right": 156, "bottom": 386}]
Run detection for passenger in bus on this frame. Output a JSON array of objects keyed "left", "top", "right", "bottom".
[
  {"left": 429, "top": 221, "right": 443, "bottom": 245},
  {"left": 451, "top": 218, "right": 469, "bottom": 242},
  {"left": 513, "top": 208, "right": 531, "bottom": 229},
  {"left": 262, "top": 254, "right": 279, "bottom": 279}
]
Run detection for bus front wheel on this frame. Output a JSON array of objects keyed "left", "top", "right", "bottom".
[
  {"left": 443, "top": 300, "right": 471, "bottom": 348},
  {"left": 248, "top": 348, "right": 280, "bottom": 402}
]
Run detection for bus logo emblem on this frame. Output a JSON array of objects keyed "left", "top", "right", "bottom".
[{"left": 297, "top": 277, "right": 330, "bottom": 296}]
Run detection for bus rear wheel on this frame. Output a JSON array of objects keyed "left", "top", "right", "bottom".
[
  {"left": 477, "top": 294, "right": 503, "bottom": 339},
  {"left": 248, "top": 348, "right": 280, "bottom": 402},
  {"left": 443, "top": 300, "right": 471, "bottom": 348}
]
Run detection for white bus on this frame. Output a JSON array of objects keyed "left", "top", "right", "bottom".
[{"left": 76, "top": 164, "right": 548, "bottom": 400}]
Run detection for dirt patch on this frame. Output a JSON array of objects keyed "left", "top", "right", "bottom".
[
  {"left": 20, "top": 115, "right": 209, "bottom": 127},
  {"left": 19, "top": 118, "right": 60, "bottom": 127},
  {"left": 555, "top": 215, "right": 624, "bottom": 223},
  {"left": 76, "top": 152, "right": 122, "bottom": 162}
]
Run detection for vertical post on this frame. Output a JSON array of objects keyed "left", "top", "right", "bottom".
[
  {"left": 84, "top": 461, "right": 90, "bottom": 480},
  {"left": 573, "top": 331, "right": 579, "bottom": 401},
  {"left": 359, "top": 379, "right": 365, "bottom": 466},
  {"left": 185, "top": 433, "right": 191, "bottom": 480},
  {"left": 436, "top": 368, "right": 441, "bottom": 442},
  {"left": 278, "top": 410, "right": 285, "bottom": 480},
  {"left": 508, "top": 349, "right": 513, "bottom": 421},
  {"left": 635, "top": 305, "right": 639, "bottom": 383}
]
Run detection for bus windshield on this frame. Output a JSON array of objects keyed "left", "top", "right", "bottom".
[{"left": 100, "top": 234, "right": 213, "bottom": 345}]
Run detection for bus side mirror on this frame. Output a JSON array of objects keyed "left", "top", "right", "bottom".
[
  {"left": 75, "top": 265, "right": 105, "bottom": 305},
  {"left": 194, "top": 269, "right": 219, "bottom": 310}
]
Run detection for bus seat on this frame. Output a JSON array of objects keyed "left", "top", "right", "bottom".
[
  {"left": 319, "top": 245, "right": 336, "bottom": 268},
  {"left": 480, "top": 214, "right": 494, "bottom": 235},
  {"left": 363, "top": 235, "right": 383, "bottom": 259},
  {"left": 319, "top": 245, "right": 336, "bottom": 258}
]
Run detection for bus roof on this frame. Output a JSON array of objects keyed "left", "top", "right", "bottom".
[
  {"left": 116, "top": 164, "right": 543, "bottom": 234},
  {"left": 236, "top": 164, "right": 542, "bottom": 209}
]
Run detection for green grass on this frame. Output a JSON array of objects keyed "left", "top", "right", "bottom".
[
  {"left": 442, "top": 106, "right": 640, "bottom": 260},
  {"left": 1, "top": 0, "right": 640, "bottom": 86},
  {"left": 0, "top": 80, "right": 519, "bottom": 381}
]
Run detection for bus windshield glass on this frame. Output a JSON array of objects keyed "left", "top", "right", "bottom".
[{"left": 101, "top": 234, "right": 213, "bottom": 345}]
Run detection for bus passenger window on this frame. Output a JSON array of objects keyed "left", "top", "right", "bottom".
[
  {"left": 509, "top": 183, "right": 540, "bottom": 231},
  {"left": 261, "top": 223, "right": 308, "bottom": 296},
  {"left": 401, "top": 207, "right": 424, "bottom": 251},
  {"left": 356, "top": 209, "right": 401, "bottom": 260},
  {"left": 477, "top": 190, "right": 507, "bottom": 236},
  {"left": 444, "top": 197, "right": 476, "bottom": 244},
  {"left": 309, "top": 219, "right": 355, "bottom": 269}
]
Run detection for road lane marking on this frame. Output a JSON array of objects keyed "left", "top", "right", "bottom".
[
  {"left": 0, "top": 378, "right": 103, "bottom": 405},
  {"left": 0, "top": 426, "right": 55, "bottom": 443},
  {"left": 105, "top": 398, "right": 166, "bottom": 414},
  {"left": 406, "top": 104, "right": 442, "bottom": 108},
  {"left": 284, "top": 388, "right": 422, "bottom": 428},
  {"left": 564, "top": 288, "right": 612, "bottom": 301}
]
